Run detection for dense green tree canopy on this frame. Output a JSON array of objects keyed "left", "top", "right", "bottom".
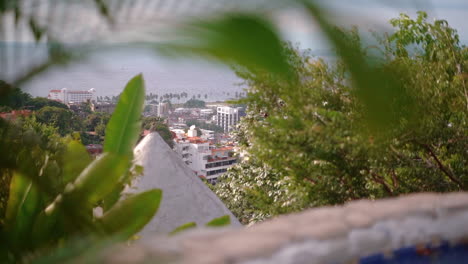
[
  {"left": 184, "top": 99, "right": 206, "bottom": 108},
  {"left": 0, "top": 81, "right": 68, "bottom": 111},
  {"left": 85, "top": 112, "right": 111, "bottom": 132},
  {"left": 35, "top": 106, "right": 83, "bottom": 136},
  {"left": 0, "top": 117, "right": 66, "bottom": 219},
  {"left": 26, "top": 97, "right": 68, "bottom": 111},
  {"left": 214, "top": 12, "right": 468, "bottom": 223},
  {"left": 0, "top": 81, "right": 32, "bottom": 110}
]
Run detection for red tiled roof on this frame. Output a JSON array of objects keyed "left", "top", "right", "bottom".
[
  {"left": 49, "top": 90, "right": 61, "bottom": 93},
  {"left": 142, "top": 130, "right": 151, "bottom": 137},
  {"left": 207, "top": 156, "right": 236, "bottom": 162},
  {"left": 67, "top": 91, "right": 92, "bottom": 94},
  {"left": 0, "top": 110, "right": 32, "bottom": 120},
  {"left": 212, "top": 147, "right": 233, "bottom": 152},
  {"left": 187, "top": 137, "right": 207, "bottom": 144},
  {"left": 86, "top": 144, "right": 103, "bottom": 155}
]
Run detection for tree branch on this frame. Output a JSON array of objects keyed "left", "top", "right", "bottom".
[
  {"left": 303, "top": 176, "right": 317, "bottom": 185},
  {"left": 370, "top": 171, "right": 393, "bottom": 195},
  {"left": 422, "top": 143, "right": 463, "bottom": 188},
  {"left": 390, "top": 169, "right": 399, "bottom": 189}
]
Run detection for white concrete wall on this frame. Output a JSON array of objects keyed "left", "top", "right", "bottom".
[{"left": 105, "top": 192, "right": 468, "bottom": 264}]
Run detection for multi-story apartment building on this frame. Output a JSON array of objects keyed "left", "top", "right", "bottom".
[
  {"left": 157, "top": 102, "right": 170, "bottom": 117},
  {"left": 48, "top": 88, "right": 96, "bottom": 104},
  {"left": 216, "top": 106, "right": 241, "bottom": 132},
  {"left": 92, "top": 102, "right": 116, "bottom": 114},
  {"left": 173, "top": 126, "right": 237, "bottom": 184}
]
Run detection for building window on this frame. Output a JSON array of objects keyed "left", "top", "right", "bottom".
[{"left": 206, "top": 168, "right": 228, "bottom": 176}]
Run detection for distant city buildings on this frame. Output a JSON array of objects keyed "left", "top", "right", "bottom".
[
  {"left": 199, "top": 129, "right": 215, "bottom": 140},
  {"left": 172, "top": 126, "right": 237, "bottom": 184},
  {"left": 157, "top": 102, "right": 170, "bottom": 117},
  {"left": 48, "top": 88, "right": 96, "bottom": 104},
  {"left": 92, "top": 102, "right": 116, "bottom": 114},
  {"left": 216, "top": 106, "right": 244, "bottom": 132}
]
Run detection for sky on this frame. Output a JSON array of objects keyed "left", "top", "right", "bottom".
[
  {"left": 3, "top": 0, "right": 468, "bottom": 97},
  {"left": 277, "top": 0, "right": 468, "bottom": 51}
]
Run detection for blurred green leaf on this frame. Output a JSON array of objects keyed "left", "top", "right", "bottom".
[
  {"left": 29, "top": 236, "right": 117, "bottom": 264},
  {"left": 104, "top": 74, "right": 145, "bottom": 156},
  {"left": 159, "top": 14, "right": 292, "bottom": 80},
  {"left": 5, "top": 172, "right": 41, "bottom": 247},
  {"left": 302, "top": 0, "right": 416, "bottom": 133},
  {"left": 99, "top": 189, "right": 162, "bottom": 240},
  {"left": 29, "top": 18, "right": 45, "bottom": 41},
  {"left": 169, "top": 222, "right": 197, "bottom": 236},
  {"left": 61, "top": 153, "right": 129, "bottom": 208},
  {"left": 101, "top": 186, "right": 123, "bottom": 212},
  {"left": 93, "top": 0, "right": 113, "bottom": 24},
  {"left": 62, "top": 140, "right": 92, "bottom": 185},
  {"left": 205, "top": 215, "right": 230, "bottom": 227},
  {"left": 30, "top": 208, "right": 59, "bottom": 248}
]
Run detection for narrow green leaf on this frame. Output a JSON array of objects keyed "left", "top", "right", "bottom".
[
  {"left": 30, "top": 236, "right": 118, "bottom": 264},
  {"left": 62, "top": 140, "right": 92, "bottom": 185},
  {"left": 169, "top": 222, "right": 197, "bottom": 236},
  {"left": 5, "top": 172, "right": 29, "bottom": 226},
  {"left": 99, "top": 189, "right": 162, "bottom": 240},
  {"left": 93, "top": 0, "right": 113, "bottom": 24},
  {"left": 101, "top": 185, "right": 124, "bottom": 212},
  {"left": 301, "top": 1, "right": 415, "bottom": 132},
  {"left": 5, "top": 172, "right": 41, "bottom": 247},
  {"left": 62, "top": 153, "right": 129, "bottom": 207},
  {"left": 30, "top": 208, "right": 59, "bottom": 247},
  {"left": 205, "top": 215, "right": 230, "bottom": 227},
  {"left": 104, "top": 74, "right": 145, "bottom": 156},
  {"left": 159, "top": 14, "right": 292, "bottom": 80}
]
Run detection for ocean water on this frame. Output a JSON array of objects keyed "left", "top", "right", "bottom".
[{"left": 19, "top": 46, "right": 245, "bottom": 102}]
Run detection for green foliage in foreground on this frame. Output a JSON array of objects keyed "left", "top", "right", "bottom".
[
  {"left": 169, "top": 222, "right": 197, "bottom": 235},
  {"left": 0, "top": 117, "right": 65, "bottom": 220},
  {"left": 205, "top": 215, "right": 231, "bottom": 227},
  {"left": 169, "top": 215, "right": 231, "bottom": 235},
  {"left": 212, "top": 12, "right": 468, "bottom": 223},
  {"left": 0, "top": 75, "right": 163, "bottom": 263}
]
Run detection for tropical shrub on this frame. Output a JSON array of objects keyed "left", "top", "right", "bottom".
[
  {"left": 0, "top": 75, "right": 162, "bottom": 263},
  {"left": 210, "top": 12, "right": 468, "bottom": 222}
]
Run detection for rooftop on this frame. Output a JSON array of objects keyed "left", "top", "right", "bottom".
[
  {"left": 0, "top": 110, "right": 32, "bottom": 120},
  {"left": 187, "top": 137, "right": 208, "bottom": 144},
  {"left": 212, "top": 146, "right": 233, "bottom": 152}
]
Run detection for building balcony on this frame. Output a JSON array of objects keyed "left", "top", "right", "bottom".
[
  {"left": 206, "top": 168, "right": 228, "bottom": 177},
  {"left": 205, "top": 158, "right": 237, "bottom": 169},
  {"left": 206, "top": 156, "right": 235, "bottom": 162}
]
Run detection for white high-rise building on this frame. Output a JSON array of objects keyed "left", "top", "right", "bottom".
[
  {"left": 157, "top": 102, "right": 170, "bottom": 117},
  {"left": 48, "top": 88, "right": 96, "bottom": 104},
  {"left": 216, "top": 106, "right": 240, "bottom": 132}
]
